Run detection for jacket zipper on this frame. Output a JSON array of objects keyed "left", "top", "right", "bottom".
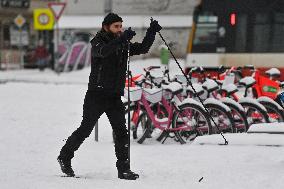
[
  {"left": 114, "top": 46, "right": 124, "bottom": 92},
  {"left": 96, "top": 64, "right": 103, "bottom": 87}
]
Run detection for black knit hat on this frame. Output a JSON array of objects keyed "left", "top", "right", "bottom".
[{"left": 102, "top": 13, "right": 123, "bottom": 26}]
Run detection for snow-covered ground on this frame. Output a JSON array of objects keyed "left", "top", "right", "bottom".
[{"left": 1, "top": 58, "right": 284, "bottom": 189}]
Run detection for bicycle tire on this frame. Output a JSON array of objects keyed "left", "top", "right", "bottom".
[
  {"left": 239, "top": 101, "right": 270, "bottom": 126},
  {"left": 149, "top": 103, "right": 169, "bottom": 142},
  {"left": 258, "top": 101, "right": 284, "bottom": 122},
  {"left": 172, "top": 102, "right": 212, "bottom": 144},
  {"left": 112, "top": 103, "right": 146, "bottom": 143},
  {"left": 136, "top": 111, "right": 152, "bottom": 144},
  {"left": 222, "top": 101, "right": 249, "bottom": 132},
  {"left": 137, "top": 103, "right": 170, "bottom": 144},
  {"left": 204, "top": 103, "right": 236, "bottom": 134}
]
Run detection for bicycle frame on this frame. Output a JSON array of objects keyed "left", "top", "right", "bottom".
[{"left": 139, "top": 92, "right": 196, "bottom": 132}]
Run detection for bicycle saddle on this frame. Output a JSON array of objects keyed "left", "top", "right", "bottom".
[
  {"left": 265, "top": 68, "right": 280, "bottom": 78},
  {"left": 221, "top": 84, "right": 238, "bottom": 96},
  {"left": 162, "top": 82, "right": 183, "bottom": 95},
  {"left": 186, "top": 83, "right": 204, "bottom": 97},
  {"left": 202, "top": 79, "right": 219, "bottom": 93},
  {"left": 239, "top": 77, "right": 256, "bottom": 88}
]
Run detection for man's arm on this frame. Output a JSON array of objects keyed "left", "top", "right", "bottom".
[
  {"left": 130, "top": 29, "right": 156, "bottom": 56},
  {"left": 130, "top": 20, "right": 162, "bottom": 56},
  {"left": 91, "top": 29, "right": 136, "bottom": 58},
  {"left": 91, "top": 38, "right": 122, "bottom": 58}
]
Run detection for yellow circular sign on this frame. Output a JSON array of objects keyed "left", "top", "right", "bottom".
[
  {"left": 34, "top": 9, "right": 54, "bottom": 30},
  {"left": 38, "top": 13, "right": 50, "bottom": 25}
]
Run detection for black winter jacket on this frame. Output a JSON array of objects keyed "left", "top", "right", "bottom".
[{"left": 88, "top": 28, "right": 156, "bottom": 96}]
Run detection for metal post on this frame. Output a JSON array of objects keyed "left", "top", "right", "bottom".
[
  {"left": 94, "top": 121, "right": 98, "bottom": 142},
  {"left": 93, "top": 0, "right": 113, "bottom": 142},
  {"left": 54, "top": 0, "right": 60, "bottom": 73},
  {"left": 19, "top": 28, "right": 24, "bottom": 69},
  {"left": 54, "top": 20, "right": 60, "bottom": 72}
]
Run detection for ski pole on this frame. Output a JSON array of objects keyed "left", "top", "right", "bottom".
[
  {"left": 126, "top": 37, "right": 131, "bottom": 164},
  {"left": 151, "top": 17, "right": 228, "bottom": 145}
]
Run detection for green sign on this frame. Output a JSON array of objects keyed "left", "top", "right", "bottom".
[{"left": 262, "top": 86, "right": 277, "bottom": 93}]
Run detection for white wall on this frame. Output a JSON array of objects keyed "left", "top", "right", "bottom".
[
  {"left": 62, "top": 0, "right": 198, "bottom": 15},
  {"left": 60, "top": 0, "right": 196, "bottom": 57},
  {"left": 113, "top": 0, "right": 197, "bottom": 15},
  {"left": 62, "top": 0, "right": 104, "bottom": 15}
]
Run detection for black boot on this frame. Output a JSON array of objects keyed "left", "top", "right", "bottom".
[
  {"left": 57, "top": 156, "right": 75, "bottom": 177},
  {"left": 118, "top": 169, "right": 139, "bottom": 180}
]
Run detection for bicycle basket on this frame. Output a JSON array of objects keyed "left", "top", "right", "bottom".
[
  {"left": 143, "top": 88, "right": 163, "bottom": 103},
  {"left": 124, "top": 87, "right": 142, "bottom": 101},
  {"left": 163, "top": 90, "right": 172, "bottom": 100},
  {"left": 152, "top": 77, "right": 164, "bottom": 85}
]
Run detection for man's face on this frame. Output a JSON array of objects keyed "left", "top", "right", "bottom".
[{"left": 105, "top": 21, "right": 123, "bottom": 36}]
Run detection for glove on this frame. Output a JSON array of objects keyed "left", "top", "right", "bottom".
[
  {"left": 120, "top": 28, "right": 136, "bottom": 42},
  {"left": 149, "top": 20, "right": 162, "bottom": 33}
]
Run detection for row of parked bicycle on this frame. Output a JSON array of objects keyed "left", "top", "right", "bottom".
[{"left": 118, "top": 65, "right": 284, "bottom": 144}]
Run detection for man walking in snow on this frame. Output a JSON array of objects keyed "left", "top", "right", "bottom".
[{"left": 57, "top": 13, "right": 162, "bottom": 180}]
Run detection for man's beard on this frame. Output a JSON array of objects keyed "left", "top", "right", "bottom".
[
  {"left": 106, "top": 31, "right": 121, "bottom": 39},
  {"left": 113, "top": 31, "right": 122, "bottom": 37}
]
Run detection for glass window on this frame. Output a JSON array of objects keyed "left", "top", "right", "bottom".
[
  {"left": 254, "top": 13, "right": 269, "bottom": 24},
  {"left": 274, "top": 13, "right": 284, "bottom": 23},
  {"left": 235, "top": 14, "right": 247, "bottom": 52},
  {"left": 272, "top": 24, "right": 284, "bottom": 51},
  {"left": 251, "top": 13, "right": 271, "bottom": 52},
  {"left": 194, "top": 15, "right": 218, "bottom": 45},
  {"left": 3, "top": 23, "right": 10, "bottom": 48},
  {"left": 271, "top": 12, "right": 284, "bottom": 51},
  {"left": 252, "top": 25, "right": 270, "bottom": 52},
  {"left": 194, "top": 24, "right": 218, "bottom": 45}
]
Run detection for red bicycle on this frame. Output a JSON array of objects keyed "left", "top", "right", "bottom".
[{"left": 235, "top": 66, "right": 284, "bottom": 122}]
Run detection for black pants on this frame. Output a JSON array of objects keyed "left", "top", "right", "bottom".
[{"left": 59, "top": 90, "right": 129, "bottom": 172}]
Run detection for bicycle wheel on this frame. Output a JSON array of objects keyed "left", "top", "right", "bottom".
[
  {"left": 257, "top": 99, "right": 284, "bottom": 123},
  {"left": 136, "top": 110, "right": 152, "bottom": 144},
  {"left": 239, "top": 101, "right": 270, "bottom": 127},
  {"left": 221, "top": 98, "right": 249, "bottom": 132},
  {"left": 148, "top": 103, "right": 170, "bottom": 142},
  {"left": 137, "top": 103, "right": 170, "bottom": 143},
  {"left": 172, "top": 102, "right": 212, "bottom": 144},
  {"left": 204, "top": 103, "right": 235, "bottom": 134},
  {"left": 112, "top": 103, "right": 149, "bottom": 143},
  {"left": 112, "top": 104, "right": 135, "bottom": 143}
]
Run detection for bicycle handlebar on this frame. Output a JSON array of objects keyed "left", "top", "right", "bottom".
[{"left": 143, "top": 66, "right": 161, "bottom": 72}]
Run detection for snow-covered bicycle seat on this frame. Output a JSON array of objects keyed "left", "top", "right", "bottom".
[
  {"left": 265, "top": 68, "right": 280, "bottom": 78},
  {"left": 239, "top": 76, "right": 256, "bottom": 88},
  {"left": 186, "top": 83, "right": 204, "bottom": 97},
  {"left": 221, "top": 83, "right": 238, "bottom": 96},
  {"left": 162, "top": 82, "right": 183, "bottom": 95},
  {"left": 202, "top": 79, "right": 219, "bottom": 93}
]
